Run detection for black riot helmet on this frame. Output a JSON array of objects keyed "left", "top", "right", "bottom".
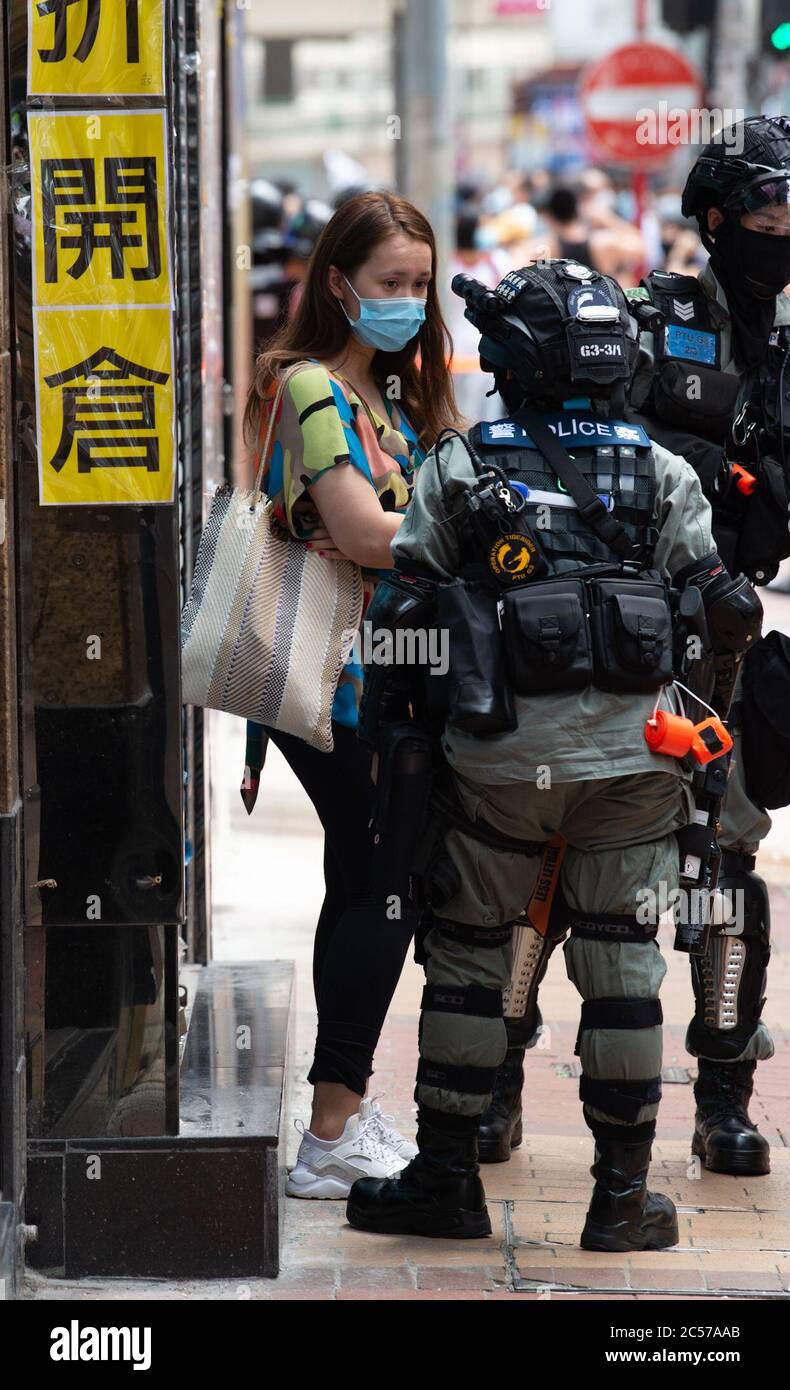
[
  {"left": 682, "top": 116, "right": 790, "bottom": 243},
  {"left": 451, "top": 259, "right": 639, "bottom": 412},
  {"left": 682, "top": 116, "right": 790, "bottom": 362}
]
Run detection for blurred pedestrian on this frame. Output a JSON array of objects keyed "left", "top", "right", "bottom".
[
  {"left": 540, "top": 181, "right": 646, "bottom": 285},
  {"left": 448, "top": 207, "right": 506, "bottom": 422}
]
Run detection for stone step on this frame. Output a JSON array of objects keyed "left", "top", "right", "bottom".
[{"left": 25, "top": 959, "right": 294, "bottom": 1280}]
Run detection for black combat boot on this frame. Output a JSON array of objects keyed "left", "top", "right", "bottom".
[
  {"left": 692, "top": 1058, "right": 770, "bottom": 1176},
  {"left": 478, "top": 1046, "right": 525, "bottom": 1163},
  {"left": 580, "top": 1138, "right": 679, "bottom": 1252},
  {"left": 346, "top": 1107, "right": 492, "bottom": 1239}
]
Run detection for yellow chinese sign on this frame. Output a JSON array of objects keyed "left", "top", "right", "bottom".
[
  {"left": 34, "top": 305, "right": 176, "bottom": 505},
  {"left": 29, "top": 110, "right": 173, "bottom": 308},
  {"left": 29, "top": 0, "right": 165, "bottom": 97}
]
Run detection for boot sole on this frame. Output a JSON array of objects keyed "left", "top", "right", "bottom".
[
  {"left": 580, "top": 1217, "right": 679, "bottom": 1253},
  {"left": 691, "top": 1133, "right": 770, "bottom": 1177},
  {"left": 346, "top": 1202, "right": 492, "bottom": 1240},
  {"left": 479, "top": 1123, "right": 523, "bottom": 1165},
  {"left": 479, "top": 1136, "right": 522, "bottom": 1164}
]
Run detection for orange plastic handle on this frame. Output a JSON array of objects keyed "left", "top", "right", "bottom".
[
  {"left": 689, "top": 716, "right": 733, "bottom": 764},
  {"left": 731, "top": 463, "right": 758, "bottom": 496}
]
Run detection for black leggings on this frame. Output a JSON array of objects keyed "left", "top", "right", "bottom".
[{"left": 263, "top": 722, "right": 416, "bottom": 1096}]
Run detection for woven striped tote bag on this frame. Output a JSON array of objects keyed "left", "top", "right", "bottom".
[{"left": 180, "top": 362, "right": 364, "bottom": 752}]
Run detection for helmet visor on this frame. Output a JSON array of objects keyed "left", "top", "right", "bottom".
[{"left": 726, "top": 169, "right": 790, "bottom": 215}]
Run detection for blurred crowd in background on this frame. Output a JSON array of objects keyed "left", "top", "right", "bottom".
[{"left": 250, "top": 164, "right": 706, "bottom": 422}]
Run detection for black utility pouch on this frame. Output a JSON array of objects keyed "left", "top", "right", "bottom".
[
  {"left": 652, "top": 360, "right": 740, "bottom": 438},
  {"left": 589, "top": 577, "right": 674, "bottom": 693},
  {"left": 437, "top": 578, "right": 517, "bottom": 735},
  {"left": 501, "top": 577, "right": 594, "bottom": 694}
]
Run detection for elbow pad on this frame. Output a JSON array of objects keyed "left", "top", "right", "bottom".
[{"left": 676, "top": 553, "right": 763, "bottom": 655}]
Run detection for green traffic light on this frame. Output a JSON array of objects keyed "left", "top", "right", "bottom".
[{"left": 771, "top": 21, "right": 790, "bottom": 50}]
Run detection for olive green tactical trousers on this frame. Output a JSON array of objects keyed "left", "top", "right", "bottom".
[{"left": 418, "top": 769, "right": 695, "bottom": 1136}]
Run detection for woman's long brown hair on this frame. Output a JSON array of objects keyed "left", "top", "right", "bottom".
[{"left": 243, "top": 190, "right": 459, "bottom": 455}]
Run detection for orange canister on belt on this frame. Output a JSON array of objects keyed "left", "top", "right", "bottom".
[{"left": 644, "top": 710, "right": 733, "bottom": 765}]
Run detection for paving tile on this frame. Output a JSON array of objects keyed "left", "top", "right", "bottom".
[
  {"left": 532, "top": 1264, "right": 628, "bottom": 1289},
  {"left": 338, "top": 1266, "right": 416, "bottom": 1290},
  {"left": 274, "top": 1266, "right": 337, "bottom": 1290},
  {"left": 702, "top": 1270, "right": 786, "bottom": 1292},
  {"left": 414, "top": 1266, "right": 501, "bottom": 1291},
  {"left": 262, "top": 1290, "right": 337, "bottom": 1300},
  {"left": 627, "top": 1267, "right": 706, "bottom": 1290},
  {"left": 336, "top": 1290, "right": 487, "bottom": 1300}
]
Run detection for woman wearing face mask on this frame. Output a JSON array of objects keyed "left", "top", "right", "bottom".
[{"left": 242, "top": 190, "right": 459, "bottom": 1198}]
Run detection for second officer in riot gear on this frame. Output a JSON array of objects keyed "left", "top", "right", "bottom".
[
  {"left": 622, "top": 117, "right": 790, "bottom": 1177},
  {"left": 488, "top": 118, "right": 790, "bottom": 1177},
  {"left": 345, "top": 259, "right": 761, "bottom": 1249}
]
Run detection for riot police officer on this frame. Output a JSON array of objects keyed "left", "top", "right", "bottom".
[
  {"left": 345, "top": 259, "right": 761, "bottom": 1248},
  {"left": 488, "top": 119, "right": 790, "bottom": 1180},
  {"left": 622, "top": 118, "right": 790, "bottom": 1177}
]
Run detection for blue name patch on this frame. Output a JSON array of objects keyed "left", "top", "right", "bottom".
[
  {"left": 479, "top": 413, "right": 651, "bottom": 450},
  {"left": 664, "top": 324, "right": 717, "bottom": 366}
]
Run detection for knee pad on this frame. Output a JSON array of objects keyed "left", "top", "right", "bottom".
[
  {"left": 564, "top": 910, "right": 664, "bottom": 1130},
  {"left": 416, "top": 979, "right": 507, "bottom": 1117}
]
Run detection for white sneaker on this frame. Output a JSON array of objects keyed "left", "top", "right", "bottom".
[
  {"left": 359, "top": 1096, "right": 419, "bottom": 1161},
  {"left": 285, "top": 1111, "right": 407, "bottom": 1200}
]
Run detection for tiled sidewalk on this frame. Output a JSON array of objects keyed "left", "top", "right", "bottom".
[
  {"left": 23, "top": 697, "right": 790, "bottom": 1302},
  {"left": 278, "top": 998, "right": 790, "bottom": 1303},
  {"left": 257, "top": 708, "right": 790, "bottom": 1302}
]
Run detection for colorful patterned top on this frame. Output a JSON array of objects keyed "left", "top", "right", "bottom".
[{"left": 246, "top": 360, "right": 424, "bottom": 769}]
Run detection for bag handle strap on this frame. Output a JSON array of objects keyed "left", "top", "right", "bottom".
[
  {"left": 251, "top": 359, "right": 318, "bottom": 507},
  {"left": 251, "top": 361, "right": 382, "bottom": 508},
  {"left": 514, "top": 407, "right": 638, "bottom": 561}
]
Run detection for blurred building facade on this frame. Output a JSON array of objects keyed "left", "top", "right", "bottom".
[{"left": 244, "top": 0, "right": 552, "bottom": 193}]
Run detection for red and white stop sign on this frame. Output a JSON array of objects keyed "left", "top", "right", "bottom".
[{"left": 579, "top": 42, "right": 704, "bottom": 165}]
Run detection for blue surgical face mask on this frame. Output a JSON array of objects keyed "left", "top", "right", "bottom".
[{"left": 341, "top": 273, "right": 426, "bottom": 352}]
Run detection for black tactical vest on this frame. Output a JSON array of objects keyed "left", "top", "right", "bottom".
[
  {"left": 628, "top": 271, "right": 739, "bottom": 444},
  {"left": 467, "top": 411, "right": 659, "bottom": 575}
]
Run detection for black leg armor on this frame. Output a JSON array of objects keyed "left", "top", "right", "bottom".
[
  {"left": 686, "top": 853, "right": 773, "bottom": 1063},
  {"left": 415, "top": 916, "right": 516, "bottom": 1122},
  {"left": 687, "top": 852, "right": 773, "bottom": 1176}
]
